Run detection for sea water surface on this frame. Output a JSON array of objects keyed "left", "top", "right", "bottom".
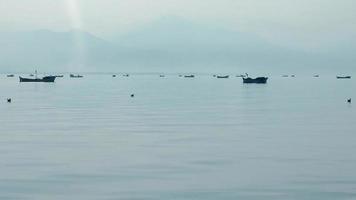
[{"left": 0, "top": 74, "right": 355, "bottom": 200}]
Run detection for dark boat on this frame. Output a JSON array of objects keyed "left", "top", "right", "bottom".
[
  {"left": 184, "top": 75, "right": 195, "bottom": 78},
  {"left": 337, "top": 76, "right": 351, "bottom": 79},
  {"left": 159, "top": 75, "right": 165, "bottom": 77},
  {"left": 7, "top": 74, "right": 15, "bottom": 77},
  {"left": 112, "top": 75, "right": 116, "bottom": 77},
  {"left": 217, "top": 75, "right": 229, "bottom": 79},
  {"left": 19, "top": 76, "right": 56, "bottom": 82},
  {"left": 243, "top": 77, "right": 268, "bottom": 84},
  {"left": 314, "top": 75, "right": 319, "bottom": 77},
  {"left": 291, "top": 75, "right": 296, "bottom": 77},
  {"left": 282, "top": 75, "right": 289, "bottom": 77},
  {"left": 70, "top": 74, "right": 83, "bottom": 78}
]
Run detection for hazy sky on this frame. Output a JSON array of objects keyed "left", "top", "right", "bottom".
[{"left": 0, "top": 0, "right": 356, "bottom": 48}]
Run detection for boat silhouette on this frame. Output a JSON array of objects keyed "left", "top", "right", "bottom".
[
  {"left": 337, "top": 76, "right": 351, "bottom": 79},
  {"left": 217, "top": 75, "right": 229, "bottom": 78},
  {"left": 19, "top": 76, "right": 56, "bottom": 82},
  {"left": 70, "top": 74, "right": 83, "bottom": 78},
  {"left": 243, "top": 77, "right": 268, "bottom": 84}
]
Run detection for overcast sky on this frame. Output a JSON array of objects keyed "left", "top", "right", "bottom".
[{"left": 0, "top": 0, "right": 356, "bottom": 48}]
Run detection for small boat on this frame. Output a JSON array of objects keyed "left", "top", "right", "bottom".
[
  {"left": 291, "top": 75, "right": 296, "bottom": 78},
  {"left": 243, "top": 77, "right": 268, "bottom": 84},
  {"left": 19, "top": 76, "right": 56, "bottom": 83},
  {"left": 7, "top": 74, "right": 15, "bottom": 77},
  {"left": 70, "top": 74, "right": 83, "bottom": 78},
  {"left": 282, "top": 75, "right": 289, "bottom": 77},
  {"left": 217, "top": 75, "right": 229, "bottom": 79},
  {"left": 123, "top": 74, "right": 130, "bottom": 77},
  {"left": 184, "top": 75, "right": 195, "bottom": 78},
  {"left": 112, "top": 75, "right": 116, "bottom": 77},
  {"left": 337, "top": 76, "right": 351, "bottom": 79},
  {"left": 314, "top": 75, "right": 319, "bottom": 77},
  {"left": 159, "top": 75, "right": 165, "bottom": 77}
]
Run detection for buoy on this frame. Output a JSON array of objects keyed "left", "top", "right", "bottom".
[
  {"left": 131, "top": 94, "right": 134, "bottom": 98},
  {"left": 7, "top": 98, "right": 11, "bottom": 103},
  {"left": 347, "top": 98, "right": 351, "bottom": 103}
]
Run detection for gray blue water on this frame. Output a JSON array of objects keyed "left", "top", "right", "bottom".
[{"left": 0, "top": 74, "right": 355, "bottom": 200}]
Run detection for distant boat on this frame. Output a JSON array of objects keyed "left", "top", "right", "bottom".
[
  {"left": 243, "top": 77, "right": 268, "bottom": 84},
  {"left": 112, "top": 75, "right": 116, "bottom": 77},
  {"left": 159, "top": 75, "right": 165, "bottom": 77},
  {"left": 19, "top": 76, "right": 56, "bottom": 82},
  {"left": 291, "top": 75, "right": 296, "bottom": 77},
  {"left": 217, "top": 75, "right": 229, "bottom": 79},
  {"left": 7, "top": 74, "right": 14, "bottom": 77},
  {"left": 184, "top": 75, "right": 195, "bottom": 78},
  {"left": 70, "top": 74, "right": 83, "bottom": 78},
  {"left": 314, "top": 75, "right": 319, "bottom": 77},
  {"left": 123, "top": 74, "right": 129, "bottom": 77},
  {"left": 282, "top": 75, "right": 289, "bottom": 77},
  {"left": 337, "top": 76, "right": 351, "bottom": 79}
]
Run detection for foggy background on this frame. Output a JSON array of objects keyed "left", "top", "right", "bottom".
[{"left": 0, "top": 0, "right": 355, "bottom": 73}]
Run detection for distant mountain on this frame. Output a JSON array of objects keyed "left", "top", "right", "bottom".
[
  {"left": 0, "top": 17, "right": 354, "bottom": 73},
  {"left": 0, "top": 30, "right": 121, "bottom": 72}
]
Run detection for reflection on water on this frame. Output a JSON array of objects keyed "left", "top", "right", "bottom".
[{"left": 0, "top": 74, "right": 355, "bottom": 200}]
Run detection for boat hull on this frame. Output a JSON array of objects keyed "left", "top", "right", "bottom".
[
  {"left": 19, "top": 76, "right": 56, "bottom": 82},
  {"left": 217, "top": 76, "right": 229, "bottom": 79},
  {"left": 70, "top": 75, "right": 83, "bottom": 78},
  {"left": 243, "top": 77, "right": 268, "bottom": 84},
  {"left": 337, "top": 76, "right": 351, "bottom": 79}
]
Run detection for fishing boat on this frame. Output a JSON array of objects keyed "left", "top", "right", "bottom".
[
  {"left": 184, "top": 75, "right": 195, "bottom": 78},
  {"left": 19, "top": 76, "right": 56, "bottom": 82},
  {"left": 19, "top": 70, "right": 56, "bottom": 82},
  {"left": 70, "top": 74, "right": 83, "bottom": 78},
  {"left": 243, "top": 77, "right": 268, "bottom": 84},
  {"left": 217, "top": 75, "right": 229, "bottom": 79},
  {"left": 337, "top": 76, "right": 351, "bottom": 79}
]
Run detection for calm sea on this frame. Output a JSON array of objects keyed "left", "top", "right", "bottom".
[{"left": 0, "top": 74, "right": 355, "bottom": 200}]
